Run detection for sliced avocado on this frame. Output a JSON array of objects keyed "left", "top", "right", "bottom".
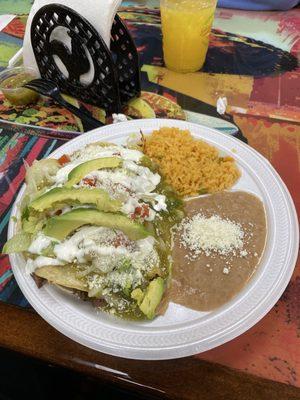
[
  {"left": 35, "top": 265, "right": 87, "bottom": 292},
  {"left": 131, "top": 288, "right": 144, "bottom": 305},
  {"left": 65, "top": 157, "right": 121, "bottom": 188},
  {"left": 139, "top": 277, "right": 164, "bottom": 319},
  {"left": 29, "top": 187, "right": 121, "bottom": 213},
  {"left": 22, "top": 214, "right": 45, "bottom": 234},
  {"left": 2, "top": 232, "right": 32, "bottom": 254},
  {"left": 43, "top": 208, "right": 151, "bottom": 241}
]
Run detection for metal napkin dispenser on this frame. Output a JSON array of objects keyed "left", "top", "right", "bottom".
[{"left": 31, "top": 4, "right": 141, "bottom": 114}]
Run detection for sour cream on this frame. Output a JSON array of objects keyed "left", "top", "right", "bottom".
[
  {"left": 53, "top": 226, "right": 156, "bottom": 268},
  {"left": 121, "top": 197, "right": 140, "bottom": 215},
  {"left": 54, "top": 147, "right": 144, "bottom": 186},
  {"left": 54, "top": 160, "right": 83, "bottom": 185},
  {"left": 28, "top": 233, "right": 54, "bottom": 254},
  {"left": 141, "top": 193, "right": 167, "bottom": 212},
  {"left": 53, "top": 226, "right": 107, "bottom": 263},
  {"left": 25, "top": 256, "right": 63, "bottom": 275},
  {"left": 72, "top": 145, "right": 143, "bottom": 163},
  {"left": 88, "top": 167, "right": 159, "bottom": 194}
]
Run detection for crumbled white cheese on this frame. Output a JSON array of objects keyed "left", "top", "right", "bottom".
[
  {"left": 108, "top": 268, "right": 143, "bottom": 290},
  {"left": 88, "top": 266, "right": 143, "bottom": 294},
  {"left": 180, "top": 214, "right": 245, "bottom": 257},
  {"left": 223, "top": 267, "right": 230, "bottom": 274}
]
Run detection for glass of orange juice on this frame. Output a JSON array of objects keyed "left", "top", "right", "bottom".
[{"left": 160, "top": 0, "right": 217, "bottom": 73}]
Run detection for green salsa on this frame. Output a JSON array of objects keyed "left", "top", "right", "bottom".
[{"left": 1, "top": 72, "right": 39, "bottom": 106}]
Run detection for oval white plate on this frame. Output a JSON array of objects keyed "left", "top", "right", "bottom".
[{"left": 8, "top": 119, "right": 299, "bottom": 360}]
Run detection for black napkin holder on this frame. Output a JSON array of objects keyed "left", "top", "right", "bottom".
[{"left": 31, "top": 3, "right": 141, "bottom": 114}]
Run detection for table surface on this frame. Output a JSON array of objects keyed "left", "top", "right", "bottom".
[{"left": 0, "top": 1, "right": 299, "bottom": 398}]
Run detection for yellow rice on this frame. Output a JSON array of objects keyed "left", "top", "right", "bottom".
[{"left": 142, "top": 127, "right": 240, "bottom": 197}]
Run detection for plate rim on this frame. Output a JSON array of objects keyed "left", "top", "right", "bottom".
[{"left": 8, "top": 118, "right": 299, "bottom": 360}]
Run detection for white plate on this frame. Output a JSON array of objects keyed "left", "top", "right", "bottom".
[{"left": 8, "top": 119, "right": 299, "bottom": 360}]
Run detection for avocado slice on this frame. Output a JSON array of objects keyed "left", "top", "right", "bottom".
[
  {"left": 2, "top": 232, "right": 32, "bottom": 254},
  {"left": 139, "top": 277, "right": 164, "bottom": 319},
  {"left": 65, "top": 157, "right": 121, "bottom": 188},
  {"left": 131, "top": 288, "right": 144, "bottom": 305},
  {"left": 29, "top": 187, "right": 121, "bottom": 213},
  {"left": 43, "top": 208, "right": 152, "bottom": 241},
  {"left": 22, "top": 214, "right": 45, "bottom": 234}
]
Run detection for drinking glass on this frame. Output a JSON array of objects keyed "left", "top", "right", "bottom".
[{"left": 160, "top": 0, "right": 217, "bottom": 73}]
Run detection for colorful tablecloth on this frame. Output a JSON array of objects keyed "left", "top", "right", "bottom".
[{"left": 0, "top": 0, "right": 299, "bottom": 387}]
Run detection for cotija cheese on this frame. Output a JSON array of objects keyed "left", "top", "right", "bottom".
[{"left": 179, "top": 213, "right": 245, "bottom": 257}]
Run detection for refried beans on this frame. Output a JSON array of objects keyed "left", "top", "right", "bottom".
[{"left": 168, "top": 191, "right": 267, "bottom": 311}]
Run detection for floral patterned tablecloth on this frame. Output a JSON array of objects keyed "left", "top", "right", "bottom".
[{"left": 0, "top": 0, "right": 299, "bottom": 387}]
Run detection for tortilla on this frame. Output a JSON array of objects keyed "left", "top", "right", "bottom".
[{"left": 35, "top": 265, "right": 87, "bottom": 292}]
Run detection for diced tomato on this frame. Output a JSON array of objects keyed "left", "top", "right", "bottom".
[
  {"left": 112, "top": 237, "right": 122, "bottom": 247},
  {"left": 82, "top": 177, "right": 96, "bottom": 187},
  {"left": 141, "top": 204, "right": 150, "bottom": 218},
  {"left": 133, "top": 204, "right": 150, "bottom": 219},
  {"left": 111, "top": 235, "right": 131, "bottom": 248},
  {"left": 58, "top": 154, "right": 71, "bottom": 165},
  {"left": 135, "top": 206, "right": 142, "bottom": 215}
]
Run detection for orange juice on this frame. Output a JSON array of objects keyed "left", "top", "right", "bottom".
[{"left": 160, "top": 0, "right": 216, "bottom": 73}]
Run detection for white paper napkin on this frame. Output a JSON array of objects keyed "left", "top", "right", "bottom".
[{"left": 23, "top": 0, "right": 122, "bottom": 76}]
